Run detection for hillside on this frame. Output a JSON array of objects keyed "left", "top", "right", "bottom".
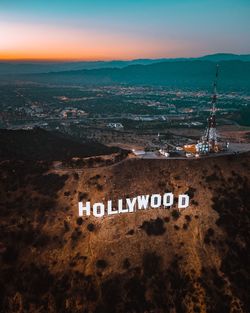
[
  {"left": 14, "top": 60, "right": 250, "bottom": 90},
  {"left": 0, "top": 151, "right": 249, "bottom": 313},
  {"left": 0, "top": 128, "right": 122, "bottom": 161}
]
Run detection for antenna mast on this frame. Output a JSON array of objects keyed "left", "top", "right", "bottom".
[
  {"left": 212, "top": 64, "right": 219, "bottom": 113},
  {"left": 204, "top": 65, "right": 219, "bottom": 151}
]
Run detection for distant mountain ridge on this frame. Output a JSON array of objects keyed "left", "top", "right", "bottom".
[
  {"left": 1, "top": 53, "right": 250, "bottom": 75},
  {"left": 9, "top": 59, "right": 250, "bottom": 91}
]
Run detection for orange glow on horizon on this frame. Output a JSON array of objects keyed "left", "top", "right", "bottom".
[
  {"left": 0, "top": 21, "right": 187, "bottom": 62},
  {"left": 0, "top": 51, "right": 134, "bottom": 62}
]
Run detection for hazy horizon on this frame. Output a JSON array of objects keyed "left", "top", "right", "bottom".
[{"left": 1, "top": 52, "right": 250, "bottom": 64}]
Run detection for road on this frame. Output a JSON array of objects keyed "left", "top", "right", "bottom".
[{"left": 138, "top": 143, "right": 250, "bottom": 160}]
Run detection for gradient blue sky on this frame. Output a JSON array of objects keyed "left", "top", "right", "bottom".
[{"left": 0, "top": 0, "right": 250, "bottom": 60}]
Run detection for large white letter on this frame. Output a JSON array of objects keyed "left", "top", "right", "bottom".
[
  {"left": 163, "top": 193, "right": 174, "bottom": 207},
  {"left": 150, "top": 194, "right": 162, "bottom": 208},
  {"left": 78, "top": 201, "right": 91, "bottom": 217},
  {"left": 93, "top": 203, "right": 105, "bottom": 217},
  {"left": 178, "top": 194, "right": 189, "bottom": 209},
  {"left": 107, "top": 200, "right": 118, "bottom": 215},
  {"left": 126, "top": 197, "right": 137, "bottom": 213},
  {"left": 118, "top": 199, "right": 128, "bottom": 213},
  {"left": 137, "top": 195, "right": 149, "bottom": 210}
]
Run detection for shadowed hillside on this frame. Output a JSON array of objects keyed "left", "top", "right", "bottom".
[{"left": 0, "top": 128, "right": 122, "bottom": 161}]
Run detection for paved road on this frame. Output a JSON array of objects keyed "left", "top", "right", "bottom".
[
  {"left": 139, "top": 143, "right": 250, "bottom": 160},
  {"left": 50, "top": 144, "right": 250, "bottom": 173}
]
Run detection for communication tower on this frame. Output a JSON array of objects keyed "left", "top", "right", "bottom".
[{"left": 202, "top": 64, "right": 219, "bottom": 152}]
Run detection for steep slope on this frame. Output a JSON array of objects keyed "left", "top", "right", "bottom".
[
  {"left": 0, "top": 152, "right": 249, "bottom": 313},
  {"left": 0, "top": 128, "right": 122, "bottom": 161}
]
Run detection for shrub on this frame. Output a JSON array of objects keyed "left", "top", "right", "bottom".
[
  {"left": 96, "top": 259, "right": 107, "bottom": 269},
  {"left": 126, "top": 229, "right": 134, "bottom": 235},
  {"left": 140, "top": 218, "right": 166, "bottom": 236},
  {"left": 87, "top": 223, "right": 95, "bottom": 232},
  {"left": 64, "top": 220, "right": 70, "bottom": 232},
  {"left": 71, "top": 228, "right": 82, "bottom": 241},
  {"left": 96, "top": 184, "right": 103, "bottom": 191},
  {"left": 185, "top": 215, "right": 191, "bottom": 222},
  {"left": 187, "top": 187, "right": 196, "bottom": 199},
  {"left": 78, "top": 192, "right": 88, "bottom": 201},
  {"left": 171, "top": 210, "right": 180, "bottom": 220},
  {"left": 183, "top": 223, "right": 188, "bottom": 230},
  {"left": 76, "top": 217, "right": 83, "bottom": 226},
  {"left": 123, "top": 258, "right": 130, "bottom": 269}
]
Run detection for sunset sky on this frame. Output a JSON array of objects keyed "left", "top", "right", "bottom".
[{"left": 1, "top": 0, "right": 250, "bottom": 61}]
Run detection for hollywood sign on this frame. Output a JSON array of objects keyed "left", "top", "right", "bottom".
[{"left": 78, "top": 192, "right": 189, "bottom": 218}]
